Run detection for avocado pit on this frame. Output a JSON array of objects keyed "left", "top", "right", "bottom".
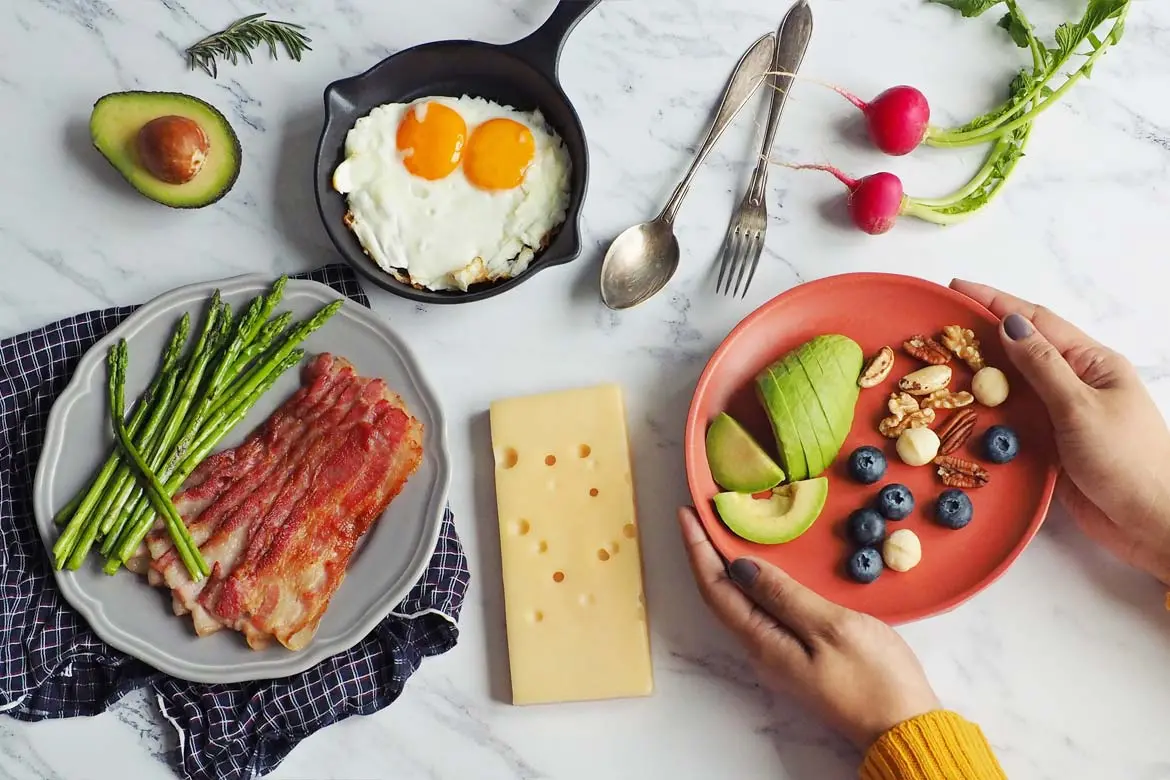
[{"left": 136, "top": 115, "right": 209, "bottom": 185}]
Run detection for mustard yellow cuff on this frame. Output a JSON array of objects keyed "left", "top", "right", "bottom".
[{"left": 860, "top": 710, "right": 1006, "bottom": 780}]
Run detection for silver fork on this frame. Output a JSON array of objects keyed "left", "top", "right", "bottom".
[{"left": 715, "top": 0, "right": 813, "bottom": 298}]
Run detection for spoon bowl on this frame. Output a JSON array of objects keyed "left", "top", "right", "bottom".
[
  {"left": 596, "top": 32, "right": 777, "bottom": 311},
  {"left": 599, "top": 219, "right": 680, "bottom": 310}
]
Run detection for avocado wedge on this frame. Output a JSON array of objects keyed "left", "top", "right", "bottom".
[
  {"left": 755, "top": 365, "right": 809, "bottom": 482},
  {"left": 713, "top": 478, "right": 829, "bottom": 545},
  {"left": 772, "top": 360, "right": 829, "bottom": 476},
  {"left": 705, "top": 412, "right": 785, "bottom": 493},
  {"left": 796, "top": 346, "right": 852, "bottom": 445},
  {"left": 788, "top": 352, "right": 848, "bottom": 471},
  {"left": 90, "top": 91, "right": 241, "bottom": 209}
]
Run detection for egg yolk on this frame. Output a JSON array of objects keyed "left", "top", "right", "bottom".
[
  {"left": 463, "top": 118, "right": 536, "bottom": 190},
  {"left": 396, "top": 101, "right": 467, "bottom": 180}
]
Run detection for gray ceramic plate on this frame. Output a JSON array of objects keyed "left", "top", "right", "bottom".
[{"left": 33, "top": 274, "right": 451, "bottom": 683}]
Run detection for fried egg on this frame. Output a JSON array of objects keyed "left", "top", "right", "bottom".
[{"left": 332, "top": 96, "right": 572, "bottom": 291}]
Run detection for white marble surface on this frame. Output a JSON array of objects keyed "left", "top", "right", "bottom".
[{"left": 3, "top": 0, "right": 1170, "bottom": 778}]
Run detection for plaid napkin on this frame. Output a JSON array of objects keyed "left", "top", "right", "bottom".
[{"left": 0, "top": 264, "right": 470, "bottom": 780}]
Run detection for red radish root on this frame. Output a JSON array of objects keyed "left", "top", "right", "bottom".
[
  {"left": 784, "top": 165, "right": 905, "bottom": 235},
  {"left": 765, "top": 71, "right": 931, "bottom": 156}
]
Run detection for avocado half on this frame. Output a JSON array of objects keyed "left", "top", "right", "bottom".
[{"left": 90, "top": 91, "right": 241, "bottom": 209}]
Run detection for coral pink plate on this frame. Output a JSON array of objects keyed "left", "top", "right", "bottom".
[{"left": 684, "top": 273, "right": 1058, "bottom": 624}]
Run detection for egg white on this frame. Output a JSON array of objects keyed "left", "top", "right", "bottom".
[{"left": 332, "top": 96, "right": 572, "bottom": 291}]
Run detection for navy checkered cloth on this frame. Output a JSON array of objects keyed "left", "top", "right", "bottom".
[{"left": 0, "top": 264, "right": 470, "bottom": 780}]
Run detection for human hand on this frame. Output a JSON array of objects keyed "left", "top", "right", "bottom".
[
  {"left": 951, "top": 280, "right": 1170, "bottom": 586},
  {"left": 678, "top": 507, "right": 940, "bottom": 748}
]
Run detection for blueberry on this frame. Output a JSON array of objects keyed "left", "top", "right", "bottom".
[
  {"left": 876, "top": 483, "right": 915, "bottom": 520},
  {"left": 847, "top": 508, "right": 887, "bottom": 547},
  {"left": 983, "top": 425, "right": 1021, "bottom": 464},
  {"left": 935, "top": 488, "right": 974, "bottom": 529},
  {"left": 847, "top": 547, "right": 884, "bottom": 584},
  {"left": 847, "top": 445, "right": 888, "bottom": 484}
]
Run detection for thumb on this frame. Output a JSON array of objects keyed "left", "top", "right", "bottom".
[
  {"left": 1000, "top": 313, "right": 1086, "bottom": 415},
  {"left": 729, "top": 557, "right": 848, "bottom": 648}
]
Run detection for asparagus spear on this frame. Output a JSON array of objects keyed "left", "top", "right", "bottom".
[
  {"left": 94, "top": 295, "right": 227, "bottom": 559},
  {"left": 105, "top": 302, "right": 340, "bottom": 566},
  {"left": 151, "top": 281, "right": 292, "bottom": 472},
  {"left": 105, "top": 349, "right": 305, "bottom": 572},
  {"left": 229, "top": 311, "right": 293, "bottom": 376},
  {"left": 52, "top": 315, "right": 190, "bottom": 566},
  {"left": 76, "top": 369, "right": 180, "bottom": 558},
  {"left": 107, "top": 341, "right": 207, "bottom": 580},
  {"left": 205, "top": 299, "right": 342, "bottom": 424}
]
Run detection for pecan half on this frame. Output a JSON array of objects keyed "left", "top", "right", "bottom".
[
  {"left": 936, "top": 409, "right": 978, "bottom": 455},
  {"left": 934, "top": 455, "right": 990, "bottom": 488},
  {"left": 941, "top": 325, "right": 985, "bottom": 371},
  {"left": 921, "top": 389, "right": 975, "bottom": 410},
  {"left": 904, "top": 335, "right": 951, "bottom": 365},
  {"left": 858, "top": 346, "right": 895, "bottom": 388}
]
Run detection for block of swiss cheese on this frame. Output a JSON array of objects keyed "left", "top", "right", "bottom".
[{"left": 489, "top": 383, "right": 653, "bottom": 705}]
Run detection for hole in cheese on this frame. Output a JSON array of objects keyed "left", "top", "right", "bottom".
[
  {"left": 537, "top": 540, "right": 549, "bottom": 553},
  {"left": 510, "top": 519, "right": 531, "bottom": 536},
  {"left": 545, "top": 454, "right": 557, "bottom": 466},
  {"left": 597, "top": 548, "right": 611, "bottom": 562},
  {"left": 622, "top": 523, "right": 636, "bottom": 539},
  {"left": 578, "top": 444, "right": 591, "bottom": 458},
  {"left": 532, "top": 610, "right": 544, "bottom": 623},
  {"left": 610, "top": 541, "right": 620, "bottom": 555},
  {"left": 499, "top": 447, "right": 519, "bottom": 469},
  {"left": 552, "top": 571, "right": 565, "bottom": 583},
  {"left": 588, "top": 488, "right": 599, "bottom": 497}
]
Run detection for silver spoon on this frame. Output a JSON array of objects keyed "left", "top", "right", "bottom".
[{"left": 599, "top": 32, "right": 778, "bottom": 310}]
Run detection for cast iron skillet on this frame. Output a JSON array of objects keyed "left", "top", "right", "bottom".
[{"left": 314, "top": 0, "right": 601, "bottom": 304}]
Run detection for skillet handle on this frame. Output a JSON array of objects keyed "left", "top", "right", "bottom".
[{"left": 505, "top": 0, "right": 600, "bottom": 77}]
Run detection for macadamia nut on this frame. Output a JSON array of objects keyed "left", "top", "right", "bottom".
[
  {"left": 896, "top": 427, "right": 940, "bottom": 467},
  {"left": 883, "top": 529, "right": 922, "bottom": 572},
  {"left": 972, "top": 366, "right": 1010, "bottom": 407}
]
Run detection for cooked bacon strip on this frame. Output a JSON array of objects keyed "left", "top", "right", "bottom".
[
  {"left": 279, "top": 397, "right": 424, "bottom": 649},
  {"left": 157, "top": 376, "right": 368, "bottom": 630},
  {"left": 210, "top": 396, "right": 421, "bottom": 649},
  {"left": 136, "top": 352, "right": 423, "bottom": 649},
  {"left": 178, "top": 379, "right": 389, "bottom": 636},
  {"left": 135, "top": 355, "right": 354, "bottom": 581}
]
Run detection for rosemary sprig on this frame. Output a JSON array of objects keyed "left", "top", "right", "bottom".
[{"left": 185, "top": 13, "right": 312, "bottom": 79}]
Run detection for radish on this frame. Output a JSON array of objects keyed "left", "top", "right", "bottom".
[
  {"left": 783, "top": 164, "right": 956, "bottom": 235},
  {"left": 765, "top": 71, "right": 932, "bottom": 156},
  {"left": 831, "top": 85, "right": 931, "bottom": 157},
  {"left": 794, "top": 166, "right": 904, "bottom": 235}
]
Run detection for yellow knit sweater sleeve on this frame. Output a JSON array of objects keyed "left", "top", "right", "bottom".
[{"left": 860, "top": 710, "right": 1006, "bottom": 780}]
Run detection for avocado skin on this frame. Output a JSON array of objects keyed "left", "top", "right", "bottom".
[{"left": 89, "top": 90, "right": 242, "bottom": 209}]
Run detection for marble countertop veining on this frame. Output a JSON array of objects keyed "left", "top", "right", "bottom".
[{"left": 4, "top": 0, "right": 1170, "bottom": 778}]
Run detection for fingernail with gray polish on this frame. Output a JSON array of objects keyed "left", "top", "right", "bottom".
[
  {"left": 1003, "top": 313, "right": 1033, "bottom": 341},
  {"left": 728, "top": 558, "right": 760, "bottom": 587}
]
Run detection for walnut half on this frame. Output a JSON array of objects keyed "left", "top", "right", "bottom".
[
  {"left": 942, "top": 325, "right": 985, "bottom": 371},
  {"left": 879, "top": 392, "right": 936, "bottom": 439}
]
